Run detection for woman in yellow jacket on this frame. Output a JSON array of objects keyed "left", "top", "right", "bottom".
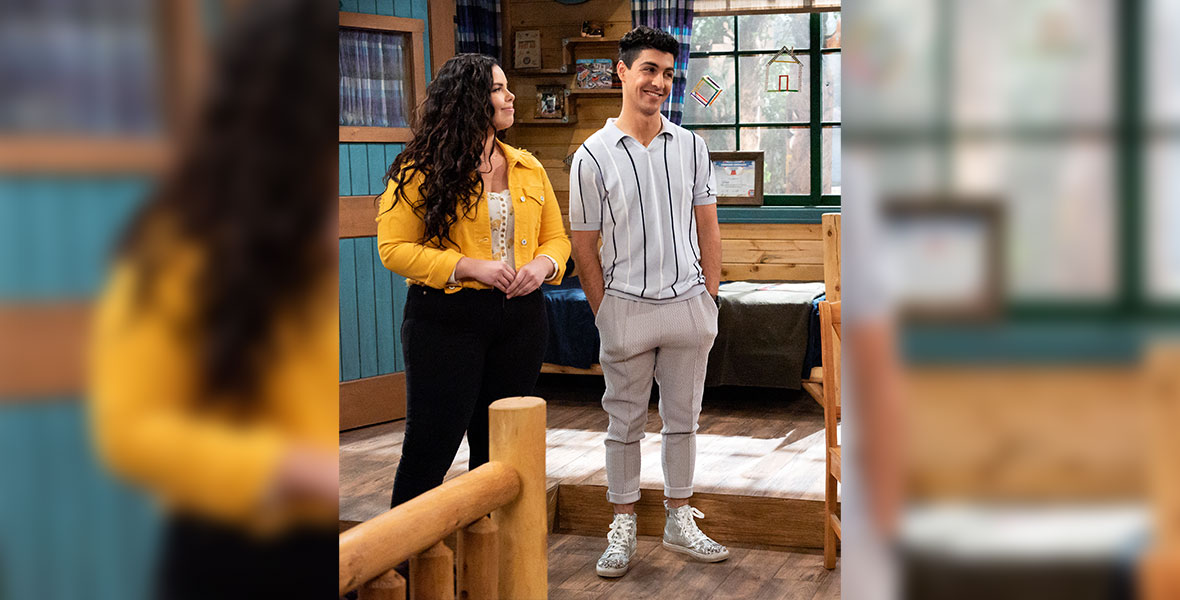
[
  {"left": 89, "top": 1, "right": 337, "bottom": 597},
  {"left": 378, "top": 54, "right": 570, "bottom": 507}
]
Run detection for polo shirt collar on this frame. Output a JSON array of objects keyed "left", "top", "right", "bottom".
[{"left": 604, "top": 114, "right": 676, "bottom": 147}]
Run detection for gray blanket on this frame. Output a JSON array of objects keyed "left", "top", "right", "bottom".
[{"left": 704, "top": 282, "right": 825, "bottom": 389}]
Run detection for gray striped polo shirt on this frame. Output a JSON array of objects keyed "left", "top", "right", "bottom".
[{"left": 569, "top": 115, "right": 717, "bottom": 303}]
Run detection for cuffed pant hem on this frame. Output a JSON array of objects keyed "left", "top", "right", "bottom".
[
  {"left": 607, "top": 490, "right": 642, "bottom": 505},
  {"left": 664, "top": 485, "right": 694, "bottom": 499}
]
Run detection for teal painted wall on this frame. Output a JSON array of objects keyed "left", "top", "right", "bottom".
[
  {"left": 339, "top": 0, "right": 432, "bottom": 383},
  {"left": 0, "top": 178, "right": 158, "bottom": 600}
]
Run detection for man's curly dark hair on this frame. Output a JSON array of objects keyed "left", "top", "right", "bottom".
[{"left": 618, "top": 26, "right": 679, "bottom": 68}]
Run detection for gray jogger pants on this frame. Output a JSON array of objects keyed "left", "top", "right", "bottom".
[{"left": 595, "top": 291, "right": 718, "bottom": 504}]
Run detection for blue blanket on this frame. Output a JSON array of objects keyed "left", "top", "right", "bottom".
[{"left": 543, "top": 278, "right": 824, "bottom": 385}]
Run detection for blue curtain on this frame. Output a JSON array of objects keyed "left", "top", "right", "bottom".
[
  {"left": 456, "top": 0, "right": 501, "bottom": 59},
  {"left": 631, "top": 0, "right": 694, "bottom": 124}
]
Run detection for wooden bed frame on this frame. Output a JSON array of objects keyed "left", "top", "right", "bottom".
[{"left": 540, "top": 218, "right": 840, "bottom": 376}]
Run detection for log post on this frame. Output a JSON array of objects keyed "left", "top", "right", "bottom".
[
  {"left": 457, "top": 515, "right": 499, "bottom": 600},
  {"left": 409, "top": 541, "right": 453, "bottom": 600},
  {"left": 359, "top": 569, "right": 406, "bottom": 600},
  {"left": 489, "top": 396, "right": 547, "bottom": 600}
]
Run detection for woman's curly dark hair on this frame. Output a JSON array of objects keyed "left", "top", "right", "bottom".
[
  {"left": 381, "top": 54, "right": 502, "bottom": 247},
  {"left": 116, "top": 0, "right": 335, "bottom": 403}
]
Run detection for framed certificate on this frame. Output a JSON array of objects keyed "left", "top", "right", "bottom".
[
  {"left": 884, "top": 199, "right": 1004, "bottom": 322},
  {"left": 709, "top": 151, "right": 763, "bottom": 206}
]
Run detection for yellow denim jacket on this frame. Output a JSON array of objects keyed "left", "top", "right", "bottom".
[{"left": 376, "top": 140, "right": 571, "bottom": 292}]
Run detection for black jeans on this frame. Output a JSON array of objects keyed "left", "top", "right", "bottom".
[
  {"left": 155, "top": 516, "right": 336, "bottom": 600},
  {"left": 390, "top": 285, "right": 548, "bottom": 508}
]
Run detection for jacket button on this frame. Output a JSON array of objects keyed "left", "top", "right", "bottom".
[
  {"left": 521, "top": 239, "right": 528, "bottom": 246},
  {"left": 520, "top": 196, "right": 525, "bottom": 202}
]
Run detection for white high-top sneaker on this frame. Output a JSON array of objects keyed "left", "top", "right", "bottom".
[
  {"left": 662, "top": 501, "right": 730, "bottom": 562},
  {"left": 595, "top": 513, "right": 638, "bottom": 577}
]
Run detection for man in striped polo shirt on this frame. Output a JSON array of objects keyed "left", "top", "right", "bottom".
[{"left": 569, "top": 26, "right": 728, "bottom": 578}]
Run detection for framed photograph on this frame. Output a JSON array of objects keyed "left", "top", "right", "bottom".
[
  {"left": 709, "top": 151, "right": 764, "bottom": 206},
  {"left": 883, "top": 199, "right": 1004, "bottom": 322},
  {"left": 534, "top": 85, "right": 566, "bottom": 120}
]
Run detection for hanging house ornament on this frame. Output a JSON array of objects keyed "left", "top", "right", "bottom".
[{"left": 765, "top": 46, "right": 803, "bottom": 93}]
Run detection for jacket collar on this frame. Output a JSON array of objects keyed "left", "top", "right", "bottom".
[{"left": 497, "top": 139, "right": 536, "bottom": 169}]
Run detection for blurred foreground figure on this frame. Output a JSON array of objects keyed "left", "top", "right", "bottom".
[{"left": 88, "top": 0, "right": 338, "bottom": 598}]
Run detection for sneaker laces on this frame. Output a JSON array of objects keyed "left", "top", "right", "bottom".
[
  {"left": 604, "top": 516, "right": 635, "bottom": 557},
  {"left": 674, "top": 506, "right": 712, "bottom": 547}
]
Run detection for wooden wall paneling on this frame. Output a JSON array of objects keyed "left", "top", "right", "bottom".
[
  {"left": 341, "top": 372, "right": 408, "bottom": 430},
  {"left": 348, "top": 144, "right": 370, "bottom": 195},
  {"left": 339, "top": 127, "right": 414, "bottom": 143},
  {"left": 720, "top": 223, "right": 823, "bottom": 240},
  {"left": 372, "top": 239, "right": 398, "bottom": 374},
  {"left": 0, "top": 403, "right": 157, "bottom": 598},
  {"left": 391, "top": 276, "right": 407, "bottom": 372},
  {"left": 383, "top": 144, "right": 404, "bottom": 187},
  {"left": 906, "top": 366, "right": 1147, "bottom": 501},
  {"left": 720, "top": 239, "right": 824, "bottom": 264},
  {"left": 340, "top": 239, "right": 362, "bottom": 381},
  {"left": 411, "top": 0, "right": 432, "bottom": 80},
  {"left": 720, "top": 263, "right": 824, "bottom": 282},
  {"left": 0, "top": 303, "right": 90, "bottom": 397},
  {"left": 0, "top": 180, "right": 16, "bottom": 295},
  {"left": 376, "top": 0, "right": 396, "bottom": 16},
  {"left": 367, "top": 144, "right": 390, "bottom": 194},
  {"left": 428, "top": 0, "right": 457, "bottom": 78},
  {"left": 355, "top": 240, "right": 380, "bottom": 378},
  {"left": 357, "top": 0, "right": 379, "bottom": 14},
  {"left": 340, "top": 143, "right": 353, "bottom": 196},
  {"left": 0, "top": 138, "right": 172, "bottom": 175},
  {"left": 340, "top": 196, "right": 378, "bottom": 238},
  {"left": 341, "top": 0, "right": 359, "bottom": 13}
]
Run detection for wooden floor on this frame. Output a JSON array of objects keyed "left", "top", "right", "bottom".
[
  {"left": 341, "top": 376, "right": 830, "bottom": 524},
  {"left": 546, "top": 533, "right": 840, "bottom": 600}
]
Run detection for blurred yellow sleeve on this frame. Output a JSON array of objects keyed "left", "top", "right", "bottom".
[{"left": 88, "top": 257, "right": 287, "bottom": 526}]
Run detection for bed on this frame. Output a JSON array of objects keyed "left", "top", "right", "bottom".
[{"left": 541, "top": 277, "right": 825, "bottom": 389}]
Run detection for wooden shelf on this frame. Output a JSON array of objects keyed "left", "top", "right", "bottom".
[
  {"left": 567, "top": 88, "right": 622, "bottom": 97},
  {"left": 514, "top": 116, "right": 578, "bottom": 125},
  {"left": 509, "top": 67, "right": 569, "bottom": 76},
  {"left": 340, "top": 126, "right": 413, "bottom": 143},
  {"left": 563, "top": 37, "right": 621, "bottom": 47}
]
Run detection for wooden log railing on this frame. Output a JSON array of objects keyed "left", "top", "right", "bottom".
[{"left": 339, "top": 396, "right": 548, "bottom": 600}]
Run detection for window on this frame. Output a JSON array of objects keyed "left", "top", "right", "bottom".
[
  {"left": 1147, "top": 0, "right": 1180, "bottom": 303},
  {"left": 339, "top": 28, "right": 414, "bottom": 128},
  {"left": 337, "top": 12, "right": 427, "bottom": 143},
  {"left": 684, "top": 11, "right": 840, "bottom": 206}
]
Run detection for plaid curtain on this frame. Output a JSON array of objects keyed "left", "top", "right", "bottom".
[
  {"left": 456, "top": 0, "right": 501, "bottom": 59},
  {"left": 631, "top": 0, "right": 695, "bottom": 124},
  {"left": 339, "top": 29, "right": 410, "bottom": 127}
]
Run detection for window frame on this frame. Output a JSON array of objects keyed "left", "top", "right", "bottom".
[
  {"left": 684, "top": 10, "right": 840, "bottom": 207},
  {"left": 339, "top": 11, "right": 428, "bottom": 143}
]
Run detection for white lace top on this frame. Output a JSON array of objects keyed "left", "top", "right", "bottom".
[
  {"left": 486, "top": 189, "right": 515, "bottom": 266},
  {"left": 445, "top": 189, "right": 559, "bottom": 286}
]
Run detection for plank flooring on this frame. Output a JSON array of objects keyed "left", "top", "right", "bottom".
[
  {"left": 546, "top": 533, "right": 839, "bottom": 600},
  {"left": 341, "top": 377, "right": 831, "bottom": 525}
]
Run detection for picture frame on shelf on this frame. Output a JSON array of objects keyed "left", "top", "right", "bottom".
[{"left": 534, "top": 85, "right": 566, "bottom": 119}]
